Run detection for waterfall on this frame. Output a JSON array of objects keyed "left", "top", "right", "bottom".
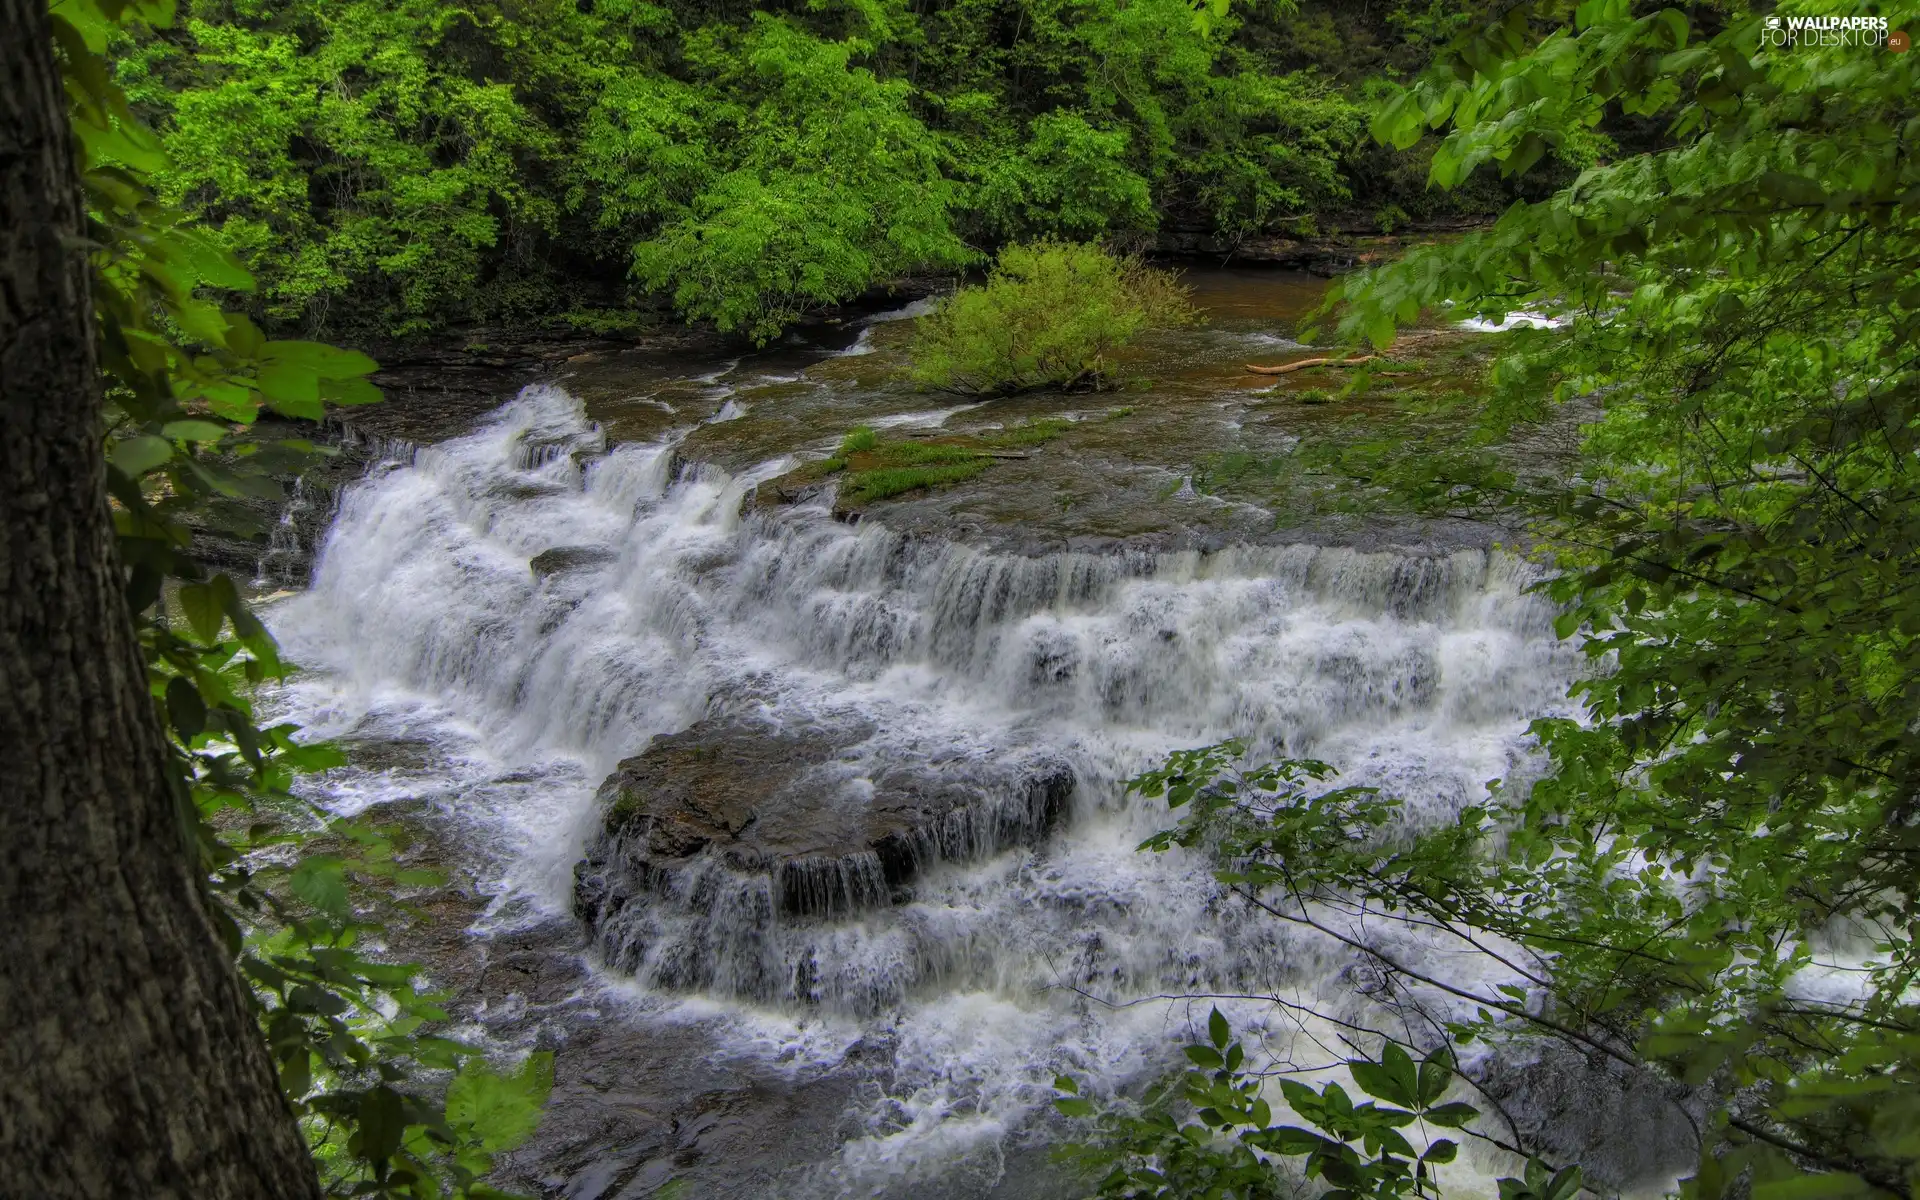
[
  {"left": 254, "top": 473, "right": 315, "bottom": 586},
  {"left": 267, "top": 384, "right": 1583, "bottom": 1195}
]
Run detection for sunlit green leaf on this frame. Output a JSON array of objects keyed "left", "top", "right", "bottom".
[{"left": 111, "top": 435, "right": 173, "bottom": 476}]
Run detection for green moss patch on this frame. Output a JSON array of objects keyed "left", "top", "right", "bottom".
[
  {"left": 764, "top": 419, "right": 1069, "bottom": 509},
  {"left": 844, "top": 461, "right": 993, "bottom": 503}
]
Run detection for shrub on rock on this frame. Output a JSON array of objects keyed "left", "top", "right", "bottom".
[{"left": 908, "top": 240, "right": 1199, "bottom": 395}]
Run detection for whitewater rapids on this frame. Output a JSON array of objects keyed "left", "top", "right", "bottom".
[{"left": 267, "top": 385, "right": 1579, "bottom": 1196}]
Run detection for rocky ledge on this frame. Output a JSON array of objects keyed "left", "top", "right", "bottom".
[{"left": 573, "top": 716, "right": 1074, "bottom": 984}]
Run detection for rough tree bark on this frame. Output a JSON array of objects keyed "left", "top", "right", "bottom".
[{"left": 0, "top": 2, "right": 324, "bottom": 1196}]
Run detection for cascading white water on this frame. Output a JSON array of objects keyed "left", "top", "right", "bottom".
[
  {"left": 255, "top": 474, "right": 314, "bottom": 584},
  {"left": 269, "top": 384, "right": 1580, "bottom": 1196}
]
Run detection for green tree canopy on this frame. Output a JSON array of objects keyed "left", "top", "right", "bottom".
[{"left": 109, "top": 0, "right": 1538, "bottom": 338}]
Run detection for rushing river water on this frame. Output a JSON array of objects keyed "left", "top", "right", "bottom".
[{"left": 263, "top": 269, "right": 1597, "bottom": 1197}]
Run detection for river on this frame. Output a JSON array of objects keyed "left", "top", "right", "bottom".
[{"left": 258, "top": 268, "right": 1608, "bottom": 1197}]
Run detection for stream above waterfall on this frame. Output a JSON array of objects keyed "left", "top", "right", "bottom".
[{"left": 259, "top": 267, "right": 1609, "bottom": 1198}]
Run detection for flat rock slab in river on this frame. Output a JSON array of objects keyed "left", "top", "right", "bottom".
[
  {"left": 578, "top": 717, "right": 1074, "bottom": 917},
  {"left": 528, "top": 545, "right": 618, "bottom": 578},
  {"left": 574, "top": 717, "right": 1075, "bottom": 1004}
]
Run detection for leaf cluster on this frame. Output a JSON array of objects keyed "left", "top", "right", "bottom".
[{"left": 1056, "top": 1007, "right": 1562, "bottom": 1200}]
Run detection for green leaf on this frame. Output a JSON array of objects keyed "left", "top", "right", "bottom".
[
  {"left": 264, "top": 339, "right": 378, "bottom": 379},
  {"left": 165, "top": 675, "right": 206, "bottom": 739},
  {"left": 1349, "top": 1049, "right": 1417, "bottom": 1109},
  {"left": 1254, "top": 1125, "right": 1335, "bottom": 1155},
  {"left": 1754, "top": 1175, "right": 1871, "bottom": 1200},
  {"left": 50, "top": 0, "right": 114, "bottom": 51},
  {"left": 174, "top": 230, "right": 252, "bottom": 292},
  {"left": 289, "top": 855, "right": 350, "bottom": 918},
  {"left": 279, "top": 1051, "right": 311, "bottom": 1101},
  {"left": 446, "top": 1053, "right": 554, "bottom": 1152},
  {"left": 1417, "top": 1048, "right": 1451, "bottom": 1107},
  {"left": 198, "top": 382, "right": 261, "bottom": 423},
  {"left": 171, "top": 297, "right": 230, "bottom": 345},
  {"left": 1185, "top": 1045, "right": 1225, "bottom": 1069},
  {"left": 1502, "top": 132, "right": 1548, "bottom": 179},
  {"left": 177, "top": 584, "right": 224, "bottom": 643},
  {"left": 1544, "top": 1165, "right": 1584, "bottom": 1200},
  {"left": 255, "top": 361, "right": 322, "bottom": 419},
  {"left": 1381, "top": 1043, "right": 1418, "bottom": 1101},
  {"left": 1422, "top": 1138, "right": 1459, "bottom": 1164},
  {"left": 111, "top": 435, "right": 173, "bottom": 477},
  {"left": 1209, "top": 1007, "right": 1230, "bottom": 1050},
  {"left": 1422, "top": 1102, "right": 1479, "bottom": 1128},
  {"left": 162, "top": 419, "right": 229, "bottom": 443},
  {"left": 321, "top": 376, "right": 383, "bottom": 406},
  {"left": 357, "top": 1085, "right": 406, "bottom": 1164},
  {"left": 1755, "top": 171, "right": 1826, "bottom": 208}
]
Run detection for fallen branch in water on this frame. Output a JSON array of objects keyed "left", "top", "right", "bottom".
[
  {"left": 1246, "top": 327, "right": 1462, "bottom": 375},
  {"left": 1246, "top": 355, "right": 1377, "bottom": 375}
]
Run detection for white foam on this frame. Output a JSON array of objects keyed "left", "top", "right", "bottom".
[
  {"left": 865, "top": 296, "right": 942, "bottom": 324},
  {"left": 863, "top": 405, "right": 984, "bottom": 431},
  {"left": 1457, "top": 309, "right": 1567, "bottom": 332},
  {"left": 835, "top": 328, "right": 878, "bottom": 357}
]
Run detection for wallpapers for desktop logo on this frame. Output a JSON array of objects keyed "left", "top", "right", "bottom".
[{"left": 1760, "top": 13, "right": 1908, "bottom": 51}]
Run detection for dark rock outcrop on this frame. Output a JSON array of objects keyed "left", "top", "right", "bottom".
[
  {"left": 573, "top": 716, "right": 1074, "bottom": 998},
  {"left": 529, "top": 546, "right": 618, "bottom": 578}
]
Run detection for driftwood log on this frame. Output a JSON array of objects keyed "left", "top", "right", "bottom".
[
  {"left": 1245, "top": 355, "right": 1378, "bottom": 375},
  {"left": 1247, "top": 329, "right": 1461, "bottom": 375}
]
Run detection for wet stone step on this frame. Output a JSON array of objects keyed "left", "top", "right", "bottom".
[
  {"left": 528, "top": 545, "right": 617, "bottom": 578},
  {"left": 573, "top": 716, "right": 1074, "bottom": 992}
]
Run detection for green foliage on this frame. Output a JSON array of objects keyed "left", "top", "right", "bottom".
[
  {"left": 838, "top": 425, "right": 880, "bottom": 455},
  {"left": 114, "top": 0, "right": 561, "bottom": 334},
  {"left": 54, "top": 0, "right": 549, "bottom": 1193},
  {"left": 443, "top": 1056, "right": 555, "bottom": 1166},
  {"left": 1130, "top": 743, "right": 1400, "bottom": 872},
  {"left": 1055, "top": 1004, "right": 1564, "bottom": 1200},
  {"left": 105, "top": 0, "right": 1522, "bottom": 338},
  {"left": 1094, "top": 3, "right": 1920, "bottom": 1197},
  {"left": 968, "top": 110, "right": 1156, "bottom": 241},
  {"left": 908, "top": 241, "right": 1199, "bottom": 394},
  {"left": 624, "top": 16, "right": 971, "bottom": 342}
]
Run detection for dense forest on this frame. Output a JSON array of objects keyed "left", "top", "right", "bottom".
[{"left": 110, "top": 0, "right": 1555, "bottom": 338}]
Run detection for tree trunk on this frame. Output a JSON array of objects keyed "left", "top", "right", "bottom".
[{"left": 0, "top": 3, "right": 324, "bottom": 1196}]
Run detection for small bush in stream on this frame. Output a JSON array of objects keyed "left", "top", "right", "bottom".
[
  {"left": 839, "top": 426, "right": 880, "bottom": 454},
  {"left": 908, "top": 241, "right": 1199, "bottom": 395}
]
